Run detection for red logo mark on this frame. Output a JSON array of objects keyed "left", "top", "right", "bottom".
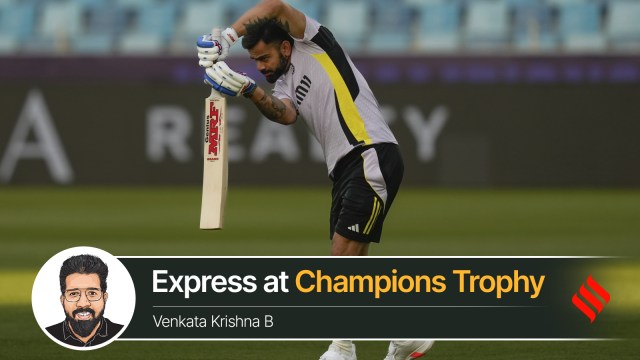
[
  {"left": 208, "top": 101, "right": 220, "bottom": 156},
  {"left": 572, "top": 275, "right": 610, "bottom": 323}
]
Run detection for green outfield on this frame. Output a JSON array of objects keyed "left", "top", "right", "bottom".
[{"left": 1, "top": 187, "right": 638, "bottom": 359}]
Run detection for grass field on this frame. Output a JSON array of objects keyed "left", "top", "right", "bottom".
[{"left": 1, "top": 187, "right": 638, "bottom": 359}]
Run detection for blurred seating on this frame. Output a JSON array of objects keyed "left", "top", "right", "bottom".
[
  {"left": 0, "top": 0, "right": 638, "bottom": 56},
  {"left": 366, "top": 0, "right": 413, "bottom": 53},
  {"left": 558, "top": 2, "right": 606, "bottom": 52},
  {"left": 512, "top": 1, "right": 559, "bottom": 52},
  {"left": 287, "top": 0, "right": 324, "bottom": 22},
  {"left": 415, "top": 1, "right": 462, "bottom": 52},
  {"left": 115, "top": 1, "right": 177, "bottom": 55},
  {"left": 545, "top": 0, "right": 590, "bottom": 7},
  {"left": 72, "top": 0, "right": 117, "bottom": 54},
  {"left": 505, "top": 0, "right": 543, "bottom": 7},
  {"left": 134, "top": 2, "right": 177, "bottom": 40},
  {"left": 117, "top": 33, "right": 165, "bottom": 54},
  {"left": 114, "top": 0, "right": 157, "bottom": 8},
  {"left": 0, "top": 1, "right": 35, "bottom": 54},
  {"left": 39, "top": 0, "right": 83, "bottom": 36},
  {"left": 324, "top": 0, "right": 370, "bottom": 52},
  {"left": 606, "top": 0, "right": 640, "bottom": 51},
  {"left": 0, "top": 35, "right": 18, "bottom": 54},
  {"left": 20, "top": 0, "right": 83, "bottom": 54},
  {"left": 72, "top": 34, "right": 114, "bottom": 55},
  {"left": 222, "top": 0, "right": 255, "bottom": 20},
  {"left": 171, "top": 0, "right": 226, "bottom": 54},
  {"left": 464, "top": 0, "right": 510, "bottom": 51},
  {"left": 366, "top": 32, "right": 414, "bottom": 54},
  {"left": 76, "top": 0, "right": 109, "bottom": 7}
]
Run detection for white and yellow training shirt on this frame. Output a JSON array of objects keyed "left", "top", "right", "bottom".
[{"left": 272, "top": 16, "right": 397, "bottom": 175}]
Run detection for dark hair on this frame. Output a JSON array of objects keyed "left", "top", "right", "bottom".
[
  {"left": 59, "top": 254, "right": 109, "bottom": 293},
  {"left": 242, "top": 17, "right": 294, "bottom": 50}
]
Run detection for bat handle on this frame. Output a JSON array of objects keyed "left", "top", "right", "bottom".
[{"left": 209, "top": 27, "right": 222, "bottom": 97}]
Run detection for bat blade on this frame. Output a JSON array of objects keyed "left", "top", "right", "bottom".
[{"left": 199, "top": 89, "right": 228, "bottom": 230}]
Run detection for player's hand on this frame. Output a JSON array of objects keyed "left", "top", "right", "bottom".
[
  {"left": 204, "top": 61, "right": 256, "bottom": 97},
  {"left": 197, "top": 34, "right": 223, "bottom": 68},
  {"left": 197, "top": 27, "right": 238, "bottom": 67}
]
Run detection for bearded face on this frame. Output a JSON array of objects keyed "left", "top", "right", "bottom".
[
  {"left": 262, "top": 53, "right": 289, "bottom": 83},
  {"left": 60, "top": 273, "right": 107, "bottom": 340},
  {"left": 249, "top": 40, "right": 292, "bottom": 84}
]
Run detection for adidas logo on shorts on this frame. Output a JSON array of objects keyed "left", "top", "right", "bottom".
[{"left": 348, "top": 224, "right": 360, "bottom": 233}]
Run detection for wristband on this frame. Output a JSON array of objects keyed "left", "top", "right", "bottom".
[
  {"left": 222, "top": 27, "right": 239, "bottom": 46},
  {"left": 242, "top": 82, "right": 257, "bottom": 98}
]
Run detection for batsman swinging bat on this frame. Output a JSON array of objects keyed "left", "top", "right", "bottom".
[{"left": 200, "top": 28, "right": 228, "bottom": 230}]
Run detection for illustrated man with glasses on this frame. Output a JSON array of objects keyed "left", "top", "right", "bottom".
[{"left": 45, "top": 254, "right": 123, "bottom": 347}]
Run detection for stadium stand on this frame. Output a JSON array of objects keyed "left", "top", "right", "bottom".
[
  {"left": 0, "top": 1, "right": 36, "bottom": 54},
  {"left": 25, "top": 0, "right": 83, "bottom": 54},
  {"left": 324, "top": 0, "right": 370, "bottom": 51},
  {"left": 607, "top": 0, "right": 640, "bottom": 51},
  {"left": 72, "top": 0, "right": 117, "bottom": 54},
  {"left": 415, "top": 0, "right": 462, "bottom": 52},
  {"left": 287, "top": 0, "right": 323, "bottom": 22},
  {"left": 171, "top": 0, "right": 226, "bottom": 54},
  {"left": 366, "top": 0, "right": 414, "bottom": 53},
  {"left": 0, "top": 0, "right": 638, "bottom": 56},
  {"left": 464, "top": 0, "right": 511, "bottom": 51},
  {"left": 115, "top": 1, "right": 177, "bottom": 54},
  {"left": 512, "top": 0, "right": 559, "bottom": 52},
  {"left": 558, "top": 1, "right": 606, "bottom": 52}
]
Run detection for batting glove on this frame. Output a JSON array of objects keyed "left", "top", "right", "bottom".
[
  {"left": 197, "top": 27, "right": 238, "bottom": 67},
  {"left": 220, "top": 27, "right": 239, "bottom": 61},
  {"left": 204, "top": 61, "right": 256, "bottom": 97},
  {"left": 197, "top": 34, "right": 223, "bottom": 68}
]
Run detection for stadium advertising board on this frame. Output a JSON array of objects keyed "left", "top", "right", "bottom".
[{"left": 1, "top": 57, "right": 639, "bottom": 186}]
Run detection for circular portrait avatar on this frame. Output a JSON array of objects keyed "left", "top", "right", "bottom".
[{"left": 32, "top": 246, "right": 135, "bottom": 350}]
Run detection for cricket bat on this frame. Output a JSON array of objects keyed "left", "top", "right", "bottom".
[{"left": 200, "top": 29, "right": 228, "bottom": 230}]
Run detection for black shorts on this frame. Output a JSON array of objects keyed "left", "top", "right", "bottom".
[{"left": 329, "top": 143, "right": 404, "bottom": 243}]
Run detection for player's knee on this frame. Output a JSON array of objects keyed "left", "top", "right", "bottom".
[{"left": 331, "top": 234, "right": 369, "bottom": 256}]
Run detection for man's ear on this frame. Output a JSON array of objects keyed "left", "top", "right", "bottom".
[
  {"left": 103, "top": 292, "right": 108, "bottom": 303},
  {"left": 60, "top": 295, "right": 64, "bottom": 305},
  {"left": 281, "top": 40, "right": 292, "bottom": 57}
]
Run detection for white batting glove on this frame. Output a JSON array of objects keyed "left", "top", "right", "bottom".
[
  {"left": 220, "top": 27, "right": 239, "bottom": 61},
  {"left": 197, "top": 34, "right": 222, "bottom": 68},
  {"left": 197, "top": 27, "right": 238, "bottom": 67},
  {"left": 204, "top": 61, "right": 256, "bottom": 97}
]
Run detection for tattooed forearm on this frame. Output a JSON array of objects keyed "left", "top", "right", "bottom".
[{"left": 252, "top": 91, "right": 292, "bottom": 124}]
